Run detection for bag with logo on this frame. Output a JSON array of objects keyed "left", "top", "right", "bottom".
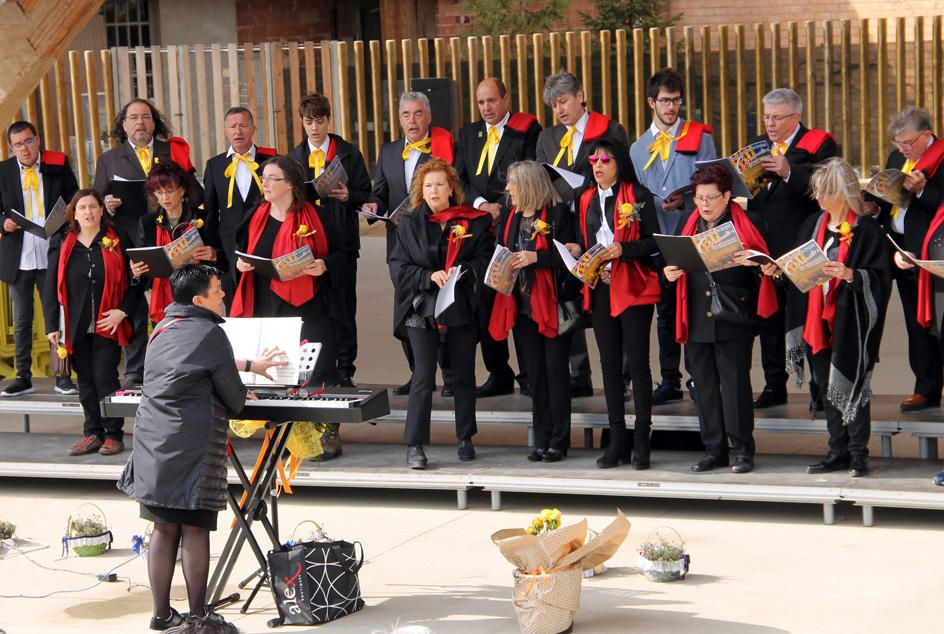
[{"left": 267, "top": 523, "right": 364, "bottom": 626}]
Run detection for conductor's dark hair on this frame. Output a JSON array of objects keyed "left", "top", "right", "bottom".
[
  {"left": 690, "top": 162, "right": 733, "bottom": 194},
  {"left": 110, "top": 99, "right": 171, "bottom": 144},
  {"left": 171, "top": 617, "right": 241, "bottom": 634},
  {"left": 7, "top": 120, "right": 38, "bottom": 143},
  {"left": 647, "top": 68, "right": 685, "bottom": 100},
  {"left": 584, "top": 138, "right": 638, "bottom": 186},
  {"left": 298, "top": 93, "right": 332, "bottom": 120},
  {"left": 170, "top": 264, "right": 219, "bottom": 305}
]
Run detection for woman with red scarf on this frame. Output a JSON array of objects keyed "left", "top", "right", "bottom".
[
  {"left": 390, "top": 158, "right": 493, "bottom": 469},
  {"left": 773, "top": 158, "right": 890, "bottom": 477},
  {"left": 570, "top": 139, "right": 660, "bottom": 469},
  {"left": 666, "top": 164, "right": 777, "bottom": 474},
  {"left": 43, "top": 189, "right": 142, "bottom": 456},
  {"left": 488, "top": 161, "right": 577, "bottom": 463},
  {"left": 131, "top": 162, "right": 223, "bottom": 323}
]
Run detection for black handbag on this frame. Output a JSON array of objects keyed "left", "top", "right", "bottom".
[
  {"left": 556, "top": 299, "right": 581, "bottom": 335},
  {"left": 706, "top": 274, "right": 756, "bottom": 326},
  {"left": 267, "top": 539, "right": 365, "bottom": 626}
]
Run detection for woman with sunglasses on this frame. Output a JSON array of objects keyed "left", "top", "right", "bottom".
[
  {"left": 665, "top": 163, "right": 777, "bottom": 473},
  {"left": 488, "top": 161, "right": 577, "bottom": 462},
  {"left": 131, "top": 162, "right": 224, "bottom": 323},
  {"left": 569, "top": 139, "right": 660, "bottom": 469}
]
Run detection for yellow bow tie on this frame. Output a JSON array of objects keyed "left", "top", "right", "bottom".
[
  {"left": 402, "top": 138, "right": 432, "bottom": 160},
  {"left": 22, "top": 165, "right": 42, "bottom": 219},
  {"left": 643, "top": 121, "right": 692, "bottom": 170},
  {"left": 223, "top": 153, "right": 262, "bottom": 209},
  {"left": 476, "top": 126, "right": 501, "bottom": 176},
  {"left": 309, "top": 148, "right": 326, "bottom": 177},
  {"left": 553, "top": 126, "right": 576, "bottom": 167},
  {"left": 772, "top": 142, "right": 788, "bottom": 157},
  {"left": 136, "top": 146, "right": 152, "bottom": 175},
  {"left": 891, "top": 160, "right": 918, "bottom": 220}
]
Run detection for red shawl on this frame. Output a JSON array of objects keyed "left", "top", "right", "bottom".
[
  {"left": 230, "top": 201, "right": 329, "bottom": 317},
  {"left": 488, "top": 207, "right": 559, "bottom": 341},
  {"left": 674, "top": 121, "right": 714, "bottom": 154},
  {"left": 802, "top": 210, "right": 858, "bottom": 354},
  {"left": 917, "top": 203, "right": 944, "bottom": 328},
  {"left": 426, "top": 205, "right": 489, "bottom": 271},
  {"left": 57, "top": 229, "right": 131, "bottom": 353},
  {"left": 430, "top": 127, "right": 455, "bottom": 165},
  {"left": 168, "top": 136, "right": 194, "bottom": 172},
  {"left": 675, "top": 202, "right": 778, "bottom": 344},
  {"left": 149, "top": 215, "right": 203, "bottom": 323},
  {"left": 578, "top": 182, "right": 661, "bottom": 316},
  {"left": 915, "top": 137, "right": 944, "bottom": 179}
]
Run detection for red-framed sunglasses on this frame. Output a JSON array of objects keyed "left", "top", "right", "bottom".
[{"left": 587, "top": 154, "right": 613, "bottom": 165}]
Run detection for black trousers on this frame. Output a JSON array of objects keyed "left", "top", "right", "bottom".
[
  {"left": 655, "top": 268, "right": 682, "bottom": 389},
  {"left": 569, "top": 328, "right": 593, "bottom": 385},
  {"left": 514, "top": 315, "right": 572, "bottom": 451},
  {"left": 477, "top": 286, "right": 515, "bottom": 382},
  {"left": 302, "top": 312, "right": 339, "bottom": 387},
  {"left": 404, "top": 324, "right": 477, "bottom": 445},
  {"left": 9, "top": 268, "right": 46, "bottom": 380},
  {"left": 332, "top": 256, "right": 358, "bottom": 381},
  {"left": 71, "top": 332, "right": 123, "bottom": 440},
  {"left": 810, "top": 349, "right": 871, "bottom": 457},
  {"left": 589, "top": 286, "right": 653, "bottom": 427},
  {"left": 894, "top": 268, "right": 943, "bottom": 397},
  {"left": 123, "top": 300, "right": 148, "bottom": 383},
  {"left": 757, "top": 282, "right": 788, "bottom": 391},
  {"left": 687, "top": 338, "right": 755, "bottom": 458}
]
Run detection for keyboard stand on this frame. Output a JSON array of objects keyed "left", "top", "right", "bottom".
[{"left": 207, "top": 420, "right": 295, "bottom": 612}]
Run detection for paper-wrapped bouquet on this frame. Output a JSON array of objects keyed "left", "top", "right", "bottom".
[{"left": 491, "top": 509, "right": 630, "bottom": 634}]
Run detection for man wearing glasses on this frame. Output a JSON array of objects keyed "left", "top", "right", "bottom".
[
  {"left": 631, "top": 68, "right": 716, "bottom": 407},
  {"left": 869, "top": 106, "right": 944, "bottom": 412},
  {"left": 0, "top": 121, "right": 79, "bottom": 396},
  {"left": 747, "top": 88, "right": 838, "bottom": 409}
]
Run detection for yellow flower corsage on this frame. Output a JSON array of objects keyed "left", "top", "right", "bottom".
[
  {"left": 193, "top": 218, "right": 204, "bottom": 229},
  {"left": 56, "top": 344, "right": 68, "bottom": 359},
  {"left": 529, "top": 218, "right": 551, "bottom": 240},
  {"left": 100, "top": 236, "right": 119, "bottom": 252},
  {"left": 295, "top": 224, "right": 317, "bottom": 243},
  {"left": 450, "top": 223, "right": 472, "bottom": 246},
  {"left": 616, "top": 202, "right": 644, "bottom": 230},
  {"left": 838, "top": 220, "right": 853, "bottom": 245},
  {"left": 155, "top": 214, "right": 164, "bottom": 225}
]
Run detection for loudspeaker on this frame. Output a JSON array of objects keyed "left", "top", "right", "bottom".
[{"left": 410, "top": 77, "right": 460, "bottom": 133}]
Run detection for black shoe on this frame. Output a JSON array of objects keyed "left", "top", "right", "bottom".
[
  {"left": 441, "top": 383, "right": 454, "bottom": 398},
  {"left": 476, "top": 375, "right": 514, "bottom": 398},
  {"left": 542, "top": 448, "right": 564, "bottom": 463},
  {"left": 632, "top": 429, "right": 650, "bottom": 470},
  {"left": 932, "top": 471, "right": 944, "bottom": 486},
  {"left": 150, "top": 607, "right": 185, "bottom": 631},
  {"left": 407, "top": 445, "right": 427, "bottom": 469},
  {"left": 807, "top": 453, "right": 850, "bottom": 474},
  {"left": 457, "top": 439, "right": 475, "bottom": 461},
  {"left": 623, "top": 383, "right": 632, "bottom": 402},
  {"left": 686, "top": 378, "right": 696, "bottom": 404},
  {"left": 651, "top": 384, "right": 683, "bottom": 406},
  {"left": 392, "top": 381, "right": 411, "bottom": 396},
  {"left": 810, "top": 398, "right": 825, "bottom": 413},
  {"left": 527, "top": 448, "right": 546, "bottom": 462},
  {"left": 0, "top": 377, "right": 33, "bottom": 397},
  {"left": 571, "top": 381, "right": 594, "bottom": 398},
  {"left": 54, "top": 377, "right": 78, "bottom": 395},
  {"left": 731, "top": 455, "right": 754, "bottom": 473},
  {"left": 753, "top": 386, "right": 787, "bottom": 409},
  {"left": 849, "top": 454, "right": 869, "bottom": 477},
  {"left": 691, "top": 454, "right": 729, "bottom": 472},
  {"left": 596, "top": 426, "right": 626, "bottom": 468},
  {"left": 518, "top": 379, "right": 530, "bottom": 397},
  {"left": 337, "top": 377, "right": 356, "bottom": 388}
]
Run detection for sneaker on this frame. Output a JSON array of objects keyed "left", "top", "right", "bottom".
[
  {"left": 99, "top": 438, "right": 125, "bottom": 456},
  {"left": 1, "top": 377, "right": 34, "bottom": 397},
  {"left": 55, "top": 377, "right": 78, "bottom": 395},
  {"left": 68, "top": 435, "right": 103, "bottom": 456}
]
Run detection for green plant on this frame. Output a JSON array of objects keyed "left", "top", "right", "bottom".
[
  {"left": 0, "top": 520, "right": 15, "bottom": 540},
  {"left": 68, "top": 515, "right": 106, "bottom": 537},
  {"left": 638, "top": 535, "right": 685, "bottom": 561},
  {"left": 580, "top": 0, "right": 682, "bottom": 32},
  {"left": 462, "top": 0, "right": 572, "bottom": 38}
]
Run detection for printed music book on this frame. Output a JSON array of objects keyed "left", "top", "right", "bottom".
[
  {"left": 774, "top": 240, "right": 831, "bottom": 293},
  {"left": 219, "top": 316, "right": 302, "bottom": 386},
  {"left": 654, "top": 221, "right": 745, "bottom": 273},
  {"left": 235, "top": 245, "right": 316, "bottom": 281},
  {"left": 865, "top": 169, "right": 913, "bottom": 208},
  {"left": 357, "top": 197, "right": 409, "bottom": 224},
  {"left": 553, "top": 239, "right": 608, "bottom": 288},
  {"left": 313, "top": 158, "right": 348, "bottom": 198},
  {"left": 887, "top": 234, "right": 944, "bottom": 278},
  {"left": 484, "top": 244, "right": 520, "bottom": 296},
  {"left": 7, "top": 196, "right": 67, "bottom": 239},
  {"left": 105, "top": 177, "right": 150, "bottom": 234},
  {"left": 694, "top": 139, "right": 774, "bottom": 199},
  {"left": 126, "top": 226, "right": 205, "bottom": 278}
]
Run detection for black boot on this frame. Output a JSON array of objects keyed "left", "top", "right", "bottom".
[
  {"left": 596, "top": 425, "right": 626, "bottom": 468},
  {"left": 632, "top": 425, "right": 651, "bottom": 470}
]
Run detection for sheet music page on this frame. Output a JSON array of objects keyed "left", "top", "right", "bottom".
[
  {"left": 692, "top": 221, "right": 745, "bottom": 272},
  {"left": 220, "top": 317, "right": 302, "bottom": 386},
  {"left": 434, "top": 265, "right": 463, "bottom": 318},
  {"left": 776, "top": 240, "right": 832, "bottom": 293},
  {"left": 162, "top": 226, "right": 205, "bottom": 268},
  {"left": 484, "top": 244, "right": 519, "bottom": 295}
]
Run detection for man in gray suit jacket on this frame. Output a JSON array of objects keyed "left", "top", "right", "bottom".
[{"left": 630, "top": 69, "right": 716, "bottom": 406}]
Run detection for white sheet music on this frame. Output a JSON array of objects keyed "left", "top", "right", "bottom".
[
  {"left": 220, "top": 317, "right": 302, "bottom": 386},
  {"left": 434, "top": 265, "right": 464, "bottom": 319}
]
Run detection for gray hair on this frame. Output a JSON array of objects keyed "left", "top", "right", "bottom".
[
  {"left": 398, "top": 91, "right": 431, "bottom": 115},
  {"left": 888, "top": 105, "right": 932, "bottom": 138},
  {"left": 543, "top": 70, "right": 583, "bottom": 107},
  {"left": 762, "top": 88, "right": 803, "bottom": 114},
  {"left": 506, "top": 161, "right": 562, "bottom": 212},
  {"left": 810, "top": 157, "right": 864, "bottom": 216}
]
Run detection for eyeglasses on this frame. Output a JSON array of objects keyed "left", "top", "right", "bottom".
[
  {"left": 693, "top": 192, "right": 725, "bottom": 204},
  {"left": 260, "top": 176, "right": 286, "bottom": 184},
  {"left": 763, "top": 112, "right": 800, "bottom": 123},
  {"left": 892, "top": 131, "right": 928, "bottom": 149},
  {"left": 654, "top": 97, "right": 683, "bottom": 107},
  {"left": 10, "top": 136, "right": 37, "bottom": 151},
  {"left": 587, "top": 155, "right": 613, "bottom": 165},
  {"left": 125, "top": 114, "right": 153, "bottom": 123},
  {"left": 152, "top": 188, "right": 181, "bottom": 197}
]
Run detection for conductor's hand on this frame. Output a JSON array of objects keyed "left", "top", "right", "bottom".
[
  {"left": 104, "top": 194, "right": 122, "bottom": 215},
  {"left": 894, "top": 250, "right": 916, "bottom": 270},
  {"left": 3, "top": 219, "right": 20, "bottom": 233},
  {"left": 192, "top": 246, "right": 216, "bottom": 262},
  {"left": 431, "top": 268, "right": 451, "bottom": 288},
  {"left": 304, "top": 259, "right": 327, "bottom": 276},
  {"left": 903, "top": 169, "right": 928, "bottom": 194},
  {"left": 328, "top": 182, "right": 349, "bottom": 202},
  {"left": 662, "top": 193, "right": 683, "bottom": 211},
  {"left": 663, "top": 265, "right": 684, "bottom": 283},
  {"left": 47, "top": 331, "right": 60, "bottom": 346},
  {"left": 252, "top": 346, "right": 289, "bottom": 380},
  {"left": 511, "top": 250, "right": 537, "bottom": 269},
  {"left": 564, "top": 242, "right": 582, "bottom": 258},
  {"left": 97, "top": 308, "right": 127, "bottom": 335},
  {"left": 131, "top": 261, "right": 150, "bottom": 278},
  {"left": 236, "top": 258, "right": 255, "bottom": 273},
  {"left": 761, "top": 155, "right": 791, "bottom": 178},
  {"left": 601, "top": 242, "right": 622, "bottom": 261},
  {"left": 822, "top": 261, "right": 854, "bottom": 282}
]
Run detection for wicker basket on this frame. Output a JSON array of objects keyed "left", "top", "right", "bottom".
[
  {"left": 636, "top": 527, "right": 689, "bottom": 582},
  {"left": 64, "top": 503, "right": 113, "bottom": 557}
]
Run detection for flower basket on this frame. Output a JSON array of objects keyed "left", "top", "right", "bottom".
[
  {"left": 63, "top": 503, "right": 113, "bottom": 558},
  {"left": 0, "top": 520, "right": 14, "bottom": 541},
  {"left": 636, "top": 526, "right": 689, "bottom": 582}
]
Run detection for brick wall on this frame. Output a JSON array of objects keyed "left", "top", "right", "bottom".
[{"left": 235, "top": 0, "right": 336, "bottom": 42}]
